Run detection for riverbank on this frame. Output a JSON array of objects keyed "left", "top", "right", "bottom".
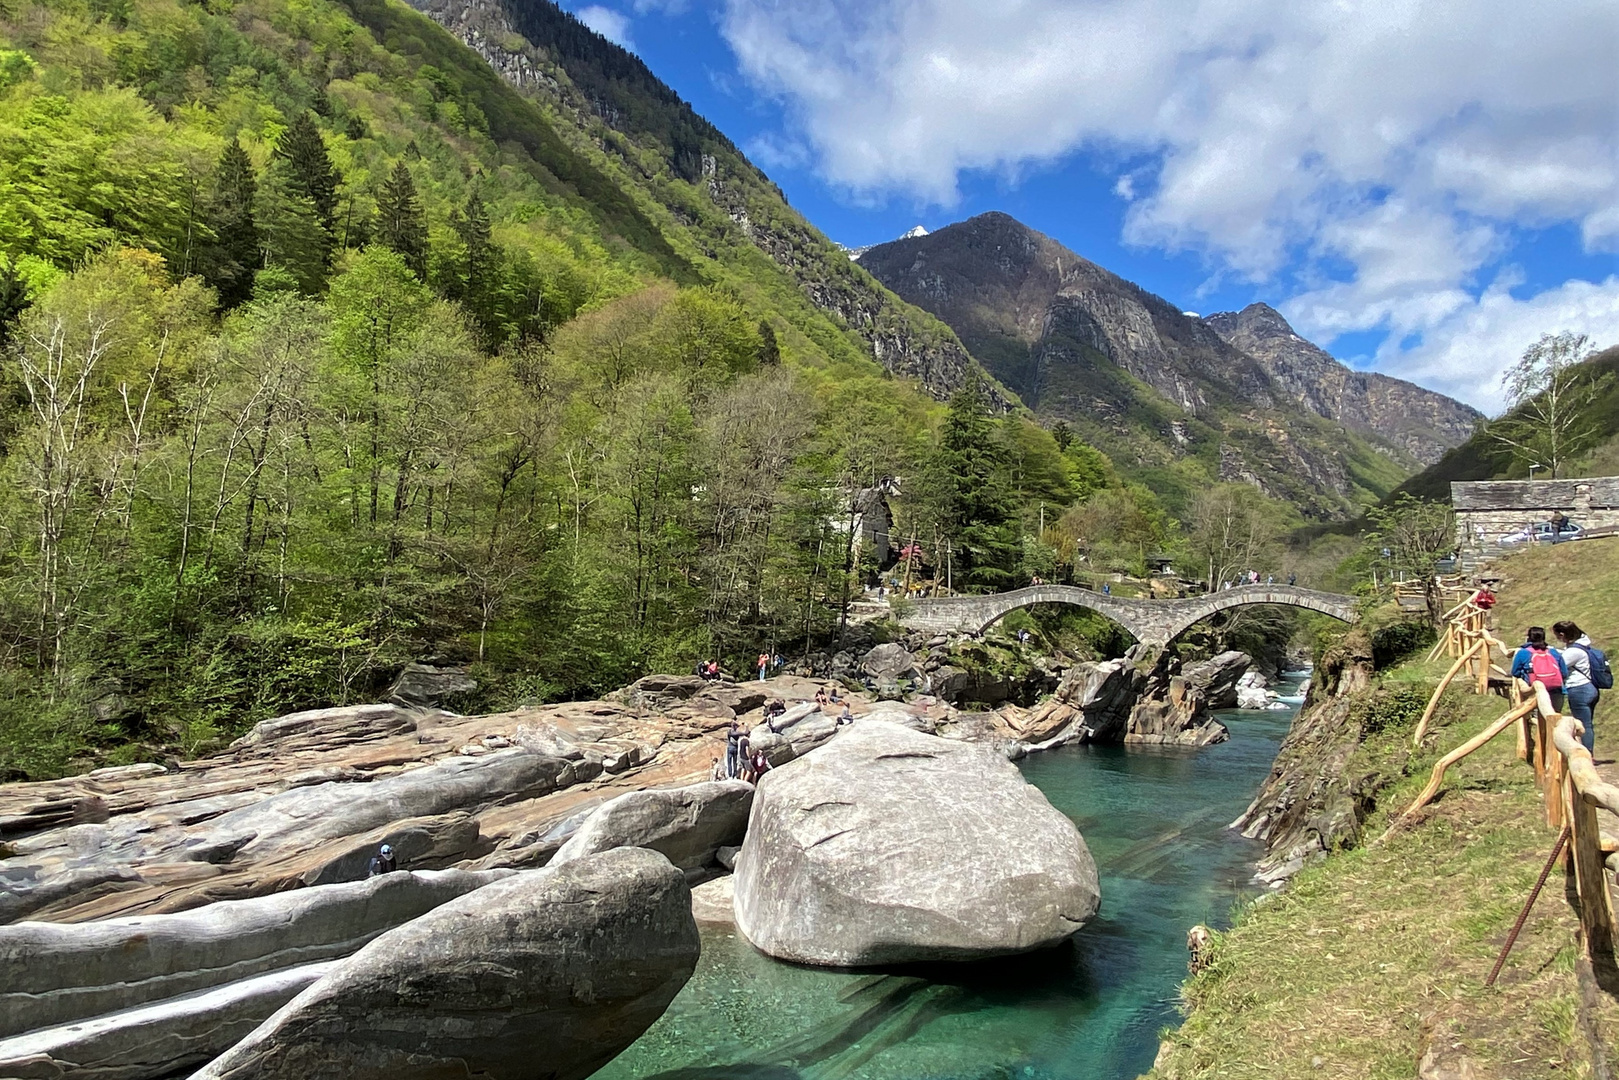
[{"left": 1147, "top": 542, "right": 1619, "bottom": 1080}]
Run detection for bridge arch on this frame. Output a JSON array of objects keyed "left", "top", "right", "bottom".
[{"left": 901, "top": 584, "right": 1358, "bottom": 646}]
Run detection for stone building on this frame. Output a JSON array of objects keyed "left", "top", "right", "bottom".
[{"left": 1452, "top": 477, "right": 1619, "bottom": 567}]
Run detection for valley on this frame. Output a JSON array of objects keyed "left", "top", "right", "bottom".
[{"left": 1, "top": 0, "right": 1615, "bottom": 1078}]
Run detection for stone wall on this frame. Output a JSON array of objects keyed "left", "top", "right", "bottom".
[{"left": 1452, "top": 478, "right": 1619, "bottom": 568}]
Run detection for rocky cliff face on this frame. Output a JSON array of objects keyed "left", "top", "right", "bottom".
[
  {"left": 395, "top": 0, "right": 996, "bottom": 405},
  {"left": 1233, "top": 630, "right": 1376, "bottom": 884},
  {"left": 1204, "top": 303, "right": 1483, "bottom": 465},
  {"left": 858, "top": 213, "right": 1442, "bottom": 516},
  {"left": 859, "top": 211, "right": 1272, "bottom": 415}
]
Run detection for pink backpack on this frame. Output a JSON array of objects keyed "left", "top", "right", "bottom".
[{"left": 1529, "top": 648, "right": 1563, "bottom": 689}]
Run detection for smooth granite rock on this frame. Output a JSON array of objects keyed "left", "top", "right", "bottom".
[
  {"left": 550, "top": 780, "right": 754, "bottom": 872},
  {"left": 191, "top": 848, "right": 699, "bottom": 1080},
  {"left": 0, "top": 869, "right": 510, "bottom": 1039},
  {"left": 1181, "top": 651, "right": 1252, "bottom": 710},
  {"left": 733, "top": 721, "right": 1099, "bottom": 966},
  {"left": 385, "top": 664, "right": 477, "bottom": 709},
  {"left": 0, "top": 960, "right": 338, "bottom": 1080}
]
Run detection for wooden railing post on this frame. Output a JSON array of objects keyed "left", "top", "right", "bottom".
[{"left": 1551, "top": 715, "right": 1618, "bottom": 962}]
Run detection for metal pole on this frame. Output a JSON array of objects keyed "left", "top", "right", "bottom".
[{"left": 1485, "top": 826, "right": 1570, "bottom": 987}]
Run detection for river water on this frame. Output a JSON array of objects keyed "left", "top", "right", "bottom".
[{"left": 593, "top": 675, "right": 1306, "bottom": 1080}]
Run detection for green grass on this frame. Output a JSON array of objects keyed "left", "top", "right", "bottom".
[{"left": 1144, "top": 540, "right": 1619, "bottom": 1079}]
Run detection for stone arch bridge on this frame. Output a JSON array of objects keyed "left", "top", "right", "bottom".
[{"left": 899, "top": 583, "right": 1359, "bottom": 647}]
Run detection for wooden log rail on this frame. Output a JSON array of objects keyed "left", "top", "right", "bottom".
[
  {"left": 1413, "top": 600, "right": 1513, "bottom": 746},
  {"left": 1399, "top": 677, "right": 1618, "bottom": 966}
]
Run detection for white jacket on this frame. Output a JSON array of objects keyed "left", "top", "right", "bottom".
[{"left": 1562, "top": 635, "right": 1595, "bottom": 689}]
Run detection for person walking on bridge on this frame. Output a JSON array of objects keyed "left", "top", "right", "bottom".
[{"left": 1554, "top": 621, "right": 1606, "bottom": 754}]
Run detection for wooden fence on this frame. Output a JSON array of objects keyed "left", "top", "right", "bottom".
[{"left": 1398, "top": 599, "right": 1618, "bottom": 967}]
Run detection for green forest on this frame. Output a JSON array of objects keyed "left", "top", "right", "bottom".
[{"left": 0, "top": 0, "right": 1329, "bottom": 778}]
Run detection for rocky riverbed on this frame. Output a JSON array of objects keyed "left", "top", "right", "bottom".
[{"left": 0, "top": 637, "right": 1268, "bottom": 1079}]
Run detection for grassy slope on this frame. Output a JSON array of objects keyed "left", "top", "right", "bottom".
[{"left": 1148, "top": 538, "right": 1619, "bottom": 1080}]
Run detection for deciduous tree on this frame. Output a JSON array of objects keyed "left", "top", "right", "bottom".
[{"left": 1489, "top": 332, "right": 1613, "bottom": 478}]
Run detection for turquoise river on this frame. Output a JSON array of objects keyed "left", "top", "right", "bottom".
[{"left": 594, "top": 675, "right": 1307, "bottom": 1080}]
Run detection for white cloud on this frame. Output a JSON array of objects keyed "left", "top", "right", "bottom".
[
  {"left": 576, "top": 4, "right": 634, "bottom": 48},
  {"left": 1366, "top": 276, "right": 1619, "bottom": 415},
  {"left": 718, "top": 0, "right": 1619, "bottom": 407}
]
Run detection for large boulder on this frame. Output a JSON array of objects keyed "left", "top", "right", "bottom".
[
  {"left": 386, "top": 663, "right": 477, "bottom": 709},
  {"left": 1126, "top": 676, "right": 1229, "bottom": 746},
  {"left": 550, "top": 780, "right": 753, "bottom": 872},
  {"left": 733, "top": 722, "right": 1099, "bottom": 965},
  {"left": 1009, "top": 658, "right": 1142, "bottom": 746},
  {"left": 1182, "top": 651, "right": 1252, "bottom": 709},
  {"left": 858, "top": 643, "right": 919, "bottom": 682},
  {"left": 192, "top": 848, "right": 699, "bottom": 1080}
]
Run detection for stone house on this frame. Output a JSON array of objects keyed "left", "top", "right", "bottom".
[{"left": 1452, "top": 477, "right": 1619, "bottom": 567}]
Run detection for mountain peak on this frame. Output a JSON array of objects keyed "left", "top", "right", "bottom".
[
  {"left": 1205, "top": 302, "right": 1297, "bottom": 342},
  {"left": 901, "top": 225, "right": 929, "bottom": 239}
]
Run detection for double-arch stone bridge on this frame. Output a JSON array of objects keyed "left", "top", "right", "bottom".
[{"left": 900, "top": 583, "right": 1359, "bottom": 647}]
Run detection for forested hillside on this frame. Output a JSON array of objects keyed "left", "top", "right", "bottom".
[
  {"left": 0, "top": 0, "right": 1140, "bottom": 777},
  {"left": 0, "top": 0, "right": 1384, "bottom": 778}
]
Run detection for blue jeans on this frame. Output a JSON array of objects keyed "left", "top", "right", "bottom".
[{"left": 1566, "top": 683, "right": 1599, "bottom": 753}]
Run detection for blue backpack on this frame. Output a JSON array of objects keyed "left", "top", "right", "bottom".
[{"left": 1588, "top": 644, "right": 1614, "bottom": 690}]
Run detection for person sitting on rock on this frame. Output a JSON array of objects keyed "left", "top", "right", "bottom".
[
  {"left": 710, "top": 756, "right": 725, "bottom": 781},
  {"left": 828, "top": 685, "right": 843, "bottom": 703},
  {"left": 747, "top": 748, "right": 771, "bottom": 782},
  {"left": 368, "top": 844, "right": 397, "bottom": 877},
  {"left": 814, "top": 687, "right": 829, "bottom": 707},
  {"left": 765, "top": 699, "right": 786, "bottom": 719},
  {"left": 837, "top": 703, "right": 854, "bottom": 726}
]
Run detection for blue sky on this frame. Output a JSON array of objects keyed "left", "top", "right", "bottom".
[{"left": 566, "top": 0, "right": 1619, "bottom": 415}]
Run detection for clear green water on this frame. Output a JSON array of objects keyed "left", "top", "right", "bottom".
[{"left": 594, "top": 678, "right": 1305, "bottom": 1080}]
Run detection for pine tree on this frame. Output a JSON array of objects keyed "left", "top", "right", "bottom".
[
  {"left": 375, "top": 161, "right": 428, "bottom": 279},
  {"left": 454, "top": 188, "right": 496, "bottom": 336},
  {"left": 274, "top": 111, "right": 340, "bottom": 235},
  {"left": 937, "top": 380, "right": 1021, "bottom": 591},
  {"left": 201, "top": 138, "right": 259, "bottom": 308},
  {"left": 0, "top": 260, "right": 30, "bottom": 351},
  {"left": 756, "top": 320, "right": 780, "bottom": 366},
  {"left": 254, "top": 159, "right": 329, "bottom": 295}
]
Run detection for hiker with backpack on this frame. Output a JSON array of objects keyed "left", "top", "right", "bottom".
[
  {"left": 1511, "top": 626, "right": 1569, "bottom": 713},
  {"left": 1553, "top": 621, "right": 1609, "bottom": 754}
]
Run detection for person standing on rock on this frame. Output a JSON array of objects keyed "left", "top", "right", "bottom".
[
  {"left": 1553, "top": 621, "right": 1604, "bottom": 754},
  {"left": 725, "top": 721, "right": 744, "bottom": 778},
  {"left": 367, "top": 844, "right": 397, "bottom": 877},
  {"left": 757, "top": 653, "right": 770, "bottom": 681},
  {"left": 1511, "top": 626, "right": 1568, "bottom": 712}
]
